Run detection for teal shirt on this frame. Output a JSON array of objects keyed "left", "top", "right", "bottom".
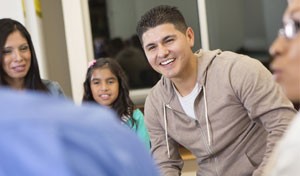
[{"left": 126, "top": 109, "right": 150, "bottom": 150}]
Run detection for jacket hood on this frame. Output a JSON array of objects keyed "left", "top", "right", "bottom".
[{"left": 195, "top": 49, "right": 222, "bottom": 85}]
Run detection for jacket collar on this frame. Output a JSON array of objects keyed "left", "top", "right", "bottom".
[
  {"left": 158, "top": 49, "right": 222, "bottom": 104},
  {"left": 195, "top": 49, "right": 222, "bottom": 86}
]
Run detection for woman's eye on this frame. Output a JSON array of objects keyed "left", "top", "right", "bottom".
[
  {"left": 20, "top": 45, "right": 29, "bottom": 51},
  {"left": 92, "top": 81, "right": 99, "bottom": 85},
  {"left": 2, "top": 49, "right": 12, "bottom": 55}
]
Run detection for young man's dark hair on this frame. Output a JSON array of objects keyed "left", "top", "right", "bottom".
[{"left": 136, "top": 5, "right": 188, "bottom": 43}]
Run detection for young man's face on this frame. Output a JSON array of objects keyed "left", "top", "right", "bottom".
[
  {"left": 141, "top": 23, "right": 195, "bottom": 80},
  {"left": 269, "top": 0, "right": 300, "bottom": 102}
]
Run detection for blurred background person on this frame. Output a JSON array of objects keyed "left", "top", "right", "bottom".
[
  {"left": 264, "top": 0, "right": 300, "bottom": 175},
  {"left": 115, "top": 43, "right": 160, "bottom": 88},
  {"left": 0, "top": 88, "right": 159, "bottom": 176},
  {"left": 269, "top": 1, "right": 300, "bottom": 108},
  {"left": 0, "top": 18, "right": 64, "bottom": 96}
]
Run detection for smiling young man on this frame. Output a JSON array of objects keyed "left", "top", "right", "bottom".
[{"left": 136, "top": 5, "right": 297, "bottom": 176}]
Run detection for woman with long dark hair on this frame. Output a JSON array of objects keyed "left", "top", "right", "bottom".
[{"left": 0, "top": 18, "right": 64, "bottom": 96}]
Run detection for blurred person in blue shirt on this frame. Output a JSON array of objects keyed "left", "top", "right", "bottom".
[{"left": 0, "top": 88, "right": 159, "bottom": 176}]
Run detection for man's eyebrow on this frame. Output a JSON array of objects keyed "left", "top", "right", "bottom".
[
  {"left": 145, "top": 42, "right": 156, "bottom": 49},
  {"left": 144, "top": 34, "right": 176, "bottom": 49},
  {"left": 163, "top": 34, "right": 176, "bottom": 40}
]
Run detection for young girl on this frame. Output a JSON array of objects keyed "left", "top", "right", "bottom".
[{"left": 82, "top": 58, "right": 150, "bottom": 149}]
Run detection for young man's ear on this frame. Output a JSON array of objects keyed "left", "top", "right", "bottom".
[{"left": 186, "top": 27, "right": 195, "bottom": 48}]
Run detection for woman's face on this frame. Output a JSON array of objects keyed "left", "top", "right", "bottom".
[
  {"left": 269, "top": 0, "right": 300, "bottom": 102},
  {"left": 90, "top": 67, "right": 119, "bottom": 107},
  {"left": 2, "top": 30, "right": 31, "bottom": 87}
]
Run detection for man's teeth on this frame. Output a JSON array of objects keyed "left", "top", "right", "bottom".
[{"left": 161, "top": 59, "right": 174, "bottom": 65}]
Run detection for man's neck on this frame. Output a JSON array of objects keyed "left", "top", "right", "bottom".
[{"left": 172, "top": 55, "right": 198, "bottom": 97}]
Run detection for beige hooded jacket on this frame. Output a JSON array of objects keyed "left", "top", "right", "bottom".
[{"left": 144, "top": 49, "right": 296, "bottom": 176}]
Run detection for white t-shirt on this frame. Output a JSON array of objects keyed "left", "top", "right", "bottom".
[{"left": 174, "top": 83, "right": 201, "bottom": 119}]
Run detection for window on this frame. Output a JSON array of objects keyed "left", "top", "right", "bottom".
[{"left": 88, "top": 0, "right": 201, "bottom": 91}]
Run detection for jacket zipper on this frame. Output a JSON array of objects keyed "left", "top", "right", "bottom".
[{"left": 165, "top": 103, "right": 220, "bottom": 175}]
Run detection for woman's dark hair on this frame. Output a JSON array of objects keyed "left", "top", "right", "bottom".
[
  {"left": 83, "top": 58, "right": 135, "bottom": 120},
  {"left": 0, "top": 18, "right": 47, "bottom": 91}
]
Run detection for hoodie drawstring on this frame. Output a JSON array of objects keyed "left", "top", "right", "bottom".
[
  {"left": 164, "top": 104, "right": 171, "bottom": 158},
  {"left": 203, "top": 86, "right": 212, "bottom": 146}
]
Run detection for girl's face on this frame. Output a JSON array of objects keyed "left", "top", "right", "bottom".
[
  {"left": 2, "top": 30, "right": 31, "bottom": 87},
  {"left": 90, "top": 67, "right": 119, "bottom": 107}
]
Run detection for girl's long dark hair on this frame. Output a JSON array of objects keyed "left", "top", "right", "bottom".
[
  {"left": 0, "top": 18, "right": 48, "bottom": 91},
  {"left": 83, "top": 58, "right": 135, "bottom": 120}
]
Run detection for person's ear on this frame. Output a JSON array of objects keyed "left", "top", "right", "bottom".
[{"left": 186, "top": 27, "right": 195, "bottom": 48}]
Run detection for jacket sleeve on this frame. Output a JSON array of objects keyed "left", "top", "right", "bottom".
[
  {"left": 133, "top": 109, "right": 151, "bottom": 150},
  {"left": 262, "top": 113, "right": 300, "bottom": 176},
  {"left": 230, "top": 56, "right": 297, "bottom": 176},
  {"left": 144, "top": 94, "right": 183, "bottom": 176}
]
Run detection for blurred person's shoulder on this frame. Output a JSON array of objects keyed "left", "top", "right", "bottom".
[{"left": 0, "top": 88, "right": 159, "bottom": 176}]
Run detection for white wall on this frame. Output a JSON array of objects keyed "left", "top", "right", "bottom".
[
  {"left": 61, "top": 0, "right": 94, "bottom": 103},
  {"left": 24, "top": 0, "right": 48, "bottom": 78},
  {"left": 0, "top": 0, "right": 24, "bottom": 24},
  {"left": 40, "top": 0, "right": 72, "bottom": 98}
]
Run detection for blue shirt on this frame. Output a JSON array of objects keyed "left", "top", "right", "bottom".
[{"left": 0, "top": 88, "right": 159, "bottom": 176}]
